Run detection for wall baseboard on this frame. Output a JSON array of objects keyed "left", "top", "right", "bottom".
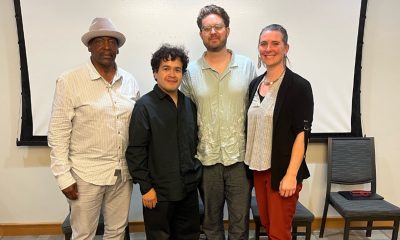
[{"left": 0, "top": 218, "right": 396, "bottom": 236}]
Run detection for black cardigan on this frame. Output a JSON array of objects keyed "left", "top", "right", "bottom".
[{"left": 247, "top": 68, "right": 314, "bottom": 190}]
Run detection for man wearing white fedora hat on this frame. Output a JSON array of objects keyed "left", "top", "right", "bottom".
[{"left": 48, "top": 17, "right": 140, "bottom": 240}]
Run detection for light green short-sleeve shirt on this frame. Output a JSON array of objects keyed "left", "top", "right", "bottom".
[{"left": 182, "top": 50, "right": 257, "bottom": 166}]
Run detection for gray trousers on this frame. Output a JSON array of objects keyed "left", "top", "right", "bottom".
[{"left": 200, "top": 162, "right": 251, "bottom": 240}]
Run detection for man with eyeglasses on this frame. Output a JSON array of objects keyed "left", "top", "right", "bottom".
[
  {"left": 182, "top": 4, "right": 257, "bottom": 240},
  {"left": 48, "top": 18, "right": 140, "bottom": 239}
]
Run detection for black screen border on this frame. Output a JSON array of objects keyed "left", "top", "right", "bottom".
[{"left": 14, "top": 0, "right": 366, "bottom": 146}]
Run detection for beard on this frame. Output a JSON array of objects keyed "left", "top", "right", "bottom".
[{"left": 203, "top": 35, "right": 228, "bottom": 52}]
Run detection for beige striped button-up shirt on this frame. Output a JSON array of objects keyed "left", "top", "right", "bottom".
[{"left": 48, "top": 61, "right": 140, "bottom": 190}]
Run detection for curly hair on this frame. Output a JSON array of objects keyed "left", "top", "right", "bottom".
[
  {"left": 196, "top": 4, "right": 230, "bottom": 30},
  {"left": 151, "top": 44, "right": 189, "bottom": 73}
]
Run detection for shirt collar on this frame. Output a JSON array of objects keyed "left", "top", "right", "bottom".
[
  {"left": 86, "top": 60, "right": 122, "bottom": 84},
  {"left": 154, "top": 84, "right": 167, "bottom": 99},
  {"left": 153, "top": 84, "right": 184, "bottom": 103},
  {"left": 200, "top": 49, "right": 238, "bottom": 70}
]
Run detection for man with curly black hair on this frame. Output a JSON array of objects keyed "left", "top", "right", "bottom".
[{"left": 126, "top": 44, "right": 202, "bottom": 240}]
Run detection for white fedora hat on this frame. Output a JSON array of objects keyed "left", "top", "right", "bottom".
[{"left": 81, "top": 18, "right": 126, "bottom": 47}]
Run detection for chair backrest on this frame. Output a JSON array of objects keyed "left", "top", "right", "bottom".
[{"left": 327, "top": 137, "right": 376, "bottom": 192}]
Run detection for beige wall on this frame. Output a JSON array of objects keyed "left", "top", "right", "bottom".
[
  {"left": 361, "top": 0, "right": 400, "bottom": 205},
  {"left": 1, "top": 0, "right": 399, "bottom": 224}
]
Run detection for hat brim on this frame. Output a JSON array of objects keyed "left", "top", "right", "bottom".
[{"left": 81, "top": 30, "right": 126, "bottom": 47}]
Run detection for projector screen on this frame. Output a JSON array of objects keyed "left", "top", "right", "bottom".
[{"left": 15, "top": 0, "right": 364, "bottom": 145}]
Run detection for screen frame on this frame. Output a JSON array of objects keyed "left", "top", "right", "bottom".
[{"left": 14, "top": 0, "right": 366, "bottom": 146}]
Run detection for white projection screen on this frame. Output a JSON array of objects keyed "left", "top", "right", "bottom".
[{"left": 16, "top": 0, "right": 363, "bottom": 144}]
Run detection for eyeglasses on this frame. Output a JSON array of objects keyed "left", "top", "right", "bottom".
[{"left": 201, "top": 24, "right": 225, "bottom": 33}]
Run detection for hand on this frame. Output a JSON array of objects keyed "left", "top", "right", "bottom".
[
  {"left": 142, "top": 188, "right": 157, "bottom": 209},
  {"left": 62, "top": 183, "right": 79, "bottom": 200},
  {"left": 279, "top": 174, "right": 297, "bottom": 198}
]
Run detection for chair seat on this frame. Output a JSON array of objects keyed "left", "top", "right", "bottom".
[
  {"left": 251, "top": 196, "right": 314, "bottom": 222},
  {"left": 62, "top": 212, "right": 105, "bottom": 237},
  {"left": 293, "top": 201, "right": 315, "bottom": 222},
  {"left": 62, "top": 212, "right": 131, "bottom": 240},
  {"left": 250, "top": 196, "right": 314, "bottom": 240},
  {"left": 251, "top": 196, "right": 260, "bottom": 221},
  {"left": 198, "top": 195, "right": 204, "bottom": 221},
  {"left": 330, "top": 192, "right": 400, "bottom": 218}
]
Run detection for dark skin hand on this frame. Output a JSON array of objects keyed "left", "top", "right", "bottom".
[{"left": 61, "top": 183, "right": 79, "bottom": 200}]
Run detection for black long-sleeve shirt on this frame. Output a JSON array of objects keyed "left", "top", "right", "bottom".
[{"left": 126, "top": 84, "right": 201, "bottom": 201}]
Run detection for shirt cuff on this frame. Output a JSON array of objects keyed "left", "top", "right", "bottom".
[
  {"left": 56, "top": 171, "right": 76, "bottom": 190},
  {"left": 139, "top": 182, "right": 152, "bottom": 195}
]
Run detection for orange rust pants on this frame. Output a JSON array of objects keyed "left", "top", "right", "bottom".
[{"left": 253, "top": 169, "right": 302, "bottom": 240}]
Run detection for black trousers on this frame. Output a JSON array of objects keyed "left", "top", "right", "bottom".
[{"left": 143, "top": 190, "right": 200, "bottom": 240}]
